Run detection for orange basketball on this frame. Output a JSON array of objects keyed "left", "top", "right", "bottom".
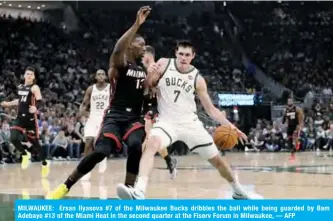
[{"left": 213, "top": 124, "right": 239, "bottom": 150}]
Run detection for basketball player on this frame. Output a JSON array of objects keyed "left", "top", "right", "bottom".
[
  {"left": 47, "top": 6, "right": 152, "bottom": 199},
  {"left": 142, "top": 45, "right": 178, "bottom": 179},
  {"left": 117, "top": 40, "right": 254, "bottom": 200},
  {"left": 79, "top": 69, "right": 110, "bottom": 180},
  {"left": 282, "top": 97, "right": 304, "bottom": 159},
  {"left": 0, "top": 67, "right": 49, "bottom": 178}
]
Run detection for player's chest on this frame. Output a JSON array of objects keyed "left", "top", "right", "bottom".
[
  {"left": 160, "top": 75, "right": 195, "bottom": 93},
  {"left": 122, "top": 69, "right": 147, "bottom": 90}
]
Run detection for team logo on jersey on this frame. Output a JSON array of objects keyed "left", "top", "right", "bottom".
[
  {"left": 188, "top": 75, "right": 193, "bottom": 80},
  {"left": 165, "top": 77, "right": 193, "bottom": 93}
]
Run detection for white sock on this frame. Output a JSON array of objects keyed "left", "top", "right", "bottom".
[
  {"left": 230, "top": 181, "right": 244, "bottom": 194},
  {"left": 135, "top": 176, "right": 148, "bottom": 193}
]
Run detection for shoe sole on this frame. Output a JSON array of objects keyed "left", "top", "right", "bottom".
[{"left": 116, "top": 184, "right": 133, "bottom": 200}]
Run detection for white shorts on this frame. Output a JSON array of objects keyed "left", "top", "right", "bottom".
[
  {"left": 84, "top": 116, "right": 103, "bottom": 138},
  {"left": 150, "top": 119, "right": 219, "bottom": 160}
]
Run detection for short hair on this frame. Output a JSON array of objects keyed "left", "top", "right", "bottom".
[
  {"left": 145, "top": 45, "right": 155, "bottom": 56},
  {"left": 176, "top": 40, "right": 195, "bottom": 53}
]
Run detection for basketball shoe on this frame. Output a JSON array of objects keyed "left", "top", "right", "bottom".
[
  {"left": 46, "top": 184, "right": 68, "bottom": 199},
  {"left": 167, "top": 157, "right": 178, "bottom": 180}
]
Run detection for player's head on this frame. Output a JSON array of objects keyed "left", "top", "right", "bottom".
[
  {"left": 142, "top": 45, "right": 155, "bottom": 68},
  {"left": 175, "top": 40, "right": 195, "bottom": 67},
  {"left": 24, "top": 67, "right": 37, "bottom": 84},
  {"left": 129, "top": 34, "right": 146, "bottom": 59},
  {"left": 287, "top": 97, "right": 294, "bottom": 106},
  {"left": 95, "top": 69, "right": 106, "bottom": 83}
]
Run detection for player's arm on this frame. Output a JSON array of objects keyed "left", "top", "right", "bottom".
[
  {"left": 296, "top": 107, "right": 304, "bottom": 131},
  {"left": 79, "top": 86, "right": 93, "bottom": 117},
  {"left": 195, "top": 75, "right": 247, "bottom": 142},
  {"left": 109, "top": 6, "right": 151, "bottom": 68},
  {"left": 30, "top": 85, "right": 42, "bottom": 113},
  {"left": 0, "top": 99, "right": 19, "bottom": 107},
  {"left": 145, "top": 58, "right": 169, "bottom": 88}
]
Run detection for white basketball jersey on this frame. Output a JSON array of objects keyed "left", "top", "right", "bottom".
[
  {"left": 157, "top": 59, "right": 199, "bottom": 123},
  {"left": 89, "top": 84, "right": 110, "bottom": 117}
]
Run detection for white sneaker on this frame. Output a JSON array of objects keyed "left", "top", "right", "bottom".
[
  {"left": 232, "top": 189, "right": 264, "bottom": 200},
  {"left": 98, "top": 158, "right": 107, "bottom": 174},
  {"left": 116, "top": 183, "right": 145, "bottom": 200}
]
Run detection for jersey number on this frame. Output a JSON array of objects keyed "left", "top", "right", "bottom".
[
  {"left": 96, "top": 102, "right": 105, "bottom": 110},
  {"left": 21, "top": 96, "right": 27, "bottom": 102},
  {"left": 136, "top": 79, "right": 145, "bottom": 89},
  {"left": 173, "top": 90, "right": 180, "bottom": 102}
]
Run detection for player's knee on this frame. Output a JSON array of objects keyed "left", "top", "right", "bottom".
[
  {"left": 94, "top": 136, "right": 115, "bottom": 157},
  {"left": 127, "top": 138, "right": 142, "bottom": 154}
]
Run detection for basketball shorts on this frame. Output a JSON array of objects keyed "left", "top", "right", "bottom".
[
  {"left": 95, "top": 113, "right": 145, "bottom": 151},
  {"left": 84, "top": 116, "right": 104, "bottom": 138},
  {"left": 150, "top": 119, "right": 219, "bottom": 160},
  {"left": 10, "top": 115, "right": 39, "bottom": 139}
]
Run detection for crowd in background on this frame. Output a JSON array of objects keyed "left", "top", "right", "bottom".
[{"left": 0, "top": 2, "right": 333, "bottom": 163}]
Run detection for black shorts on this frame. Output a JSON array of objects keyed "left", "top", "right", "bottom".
[
  {"left": 95, "top": 113, "right": 145, "bottom": 150},
  {"left": 10, "top": 115, "right": 39, "bottom": 139}
]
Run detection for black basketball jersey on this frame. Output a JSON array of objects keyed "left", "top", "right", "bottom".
[
  {"left": 109, "top": 61, "right": 147, "bottom": 116},
  {"left": 17, "top": 84, "right": 35, "bottom": 117},
  {"left": 142, "top": 95, "right": 158, "bottom": 116},
  {"left": 284, "top": 105, "right": 298, "bottom": 126}
]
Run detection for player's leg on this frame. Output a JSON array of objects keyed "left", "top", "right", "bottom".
[
  {"left": 158, "top": 146, "right": 178, "bottom": 179},
  {"left": 46, "top": 119, "right": 122, "bottom": 199},
  {"left": 121, "top": 121, "right": 145, "bottom": 187},
  {"left": 117, "top": 122, "right": 176, "bottom": 199},
  {"left": 10, "top": 119, "right": 30, "bottom": 169},
  {"left": 144, "top": 117, "right": 178, "bottom": 179},
  {"left": 83, "top": 137, "right": 94, "bottom": 156},
  {"left": 186, "top": 124, "right": 254, "bottom": 199},
  {"left": 26, "top": 119, "right": 50, "bottom": 177},
  {"left": 287, "top": 126, "right": 296, "bottom": 159}
]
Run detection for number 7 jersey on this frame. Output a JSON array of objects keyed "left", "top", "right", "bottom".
[
  {"left": 90, "top": 84, "right": 110, "bottom": 117},
  {"left": 157, "top": 58, "right": 199, "bottom": 123}
]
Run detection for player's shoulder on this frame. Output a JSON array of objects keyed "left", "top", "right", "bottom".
[{"left": 31, "top": 84, "right": 40, "bottom": 91}]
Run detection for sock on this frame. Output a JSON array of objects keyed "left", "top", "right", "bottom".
[
  {"left": 230, "top": 181, "right": 243, "bottom": 194},
  {"left": 164, "top": 155, "right": 172, "bottom": 165},
  {"left": 124, "top": 172, "right": 137, "bottom": 187},
  {"left": 135, "top": 176, "right": 148, "bottom": 193}
]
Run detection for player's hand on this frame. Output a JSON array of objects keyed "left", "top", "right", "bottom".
[
  {"left": 29, "top": 106, "right": 37, "bottom": 114},
  {"left": 1, "top": 101, "right": 8, "bottom": 107},
  {"left": 148, "top": 63, "right": 160, "bottom": 76},
  {"left": 236, "top": 129, "right": 248, "bottom": 145},
  {"left": 136, "top": 6, "right": 151, "bottom": 25}
]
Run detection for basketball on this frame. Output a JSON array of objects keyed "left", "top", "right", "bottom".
[{"left": 213, "top": 124, "right": 239, "bottom": 150}]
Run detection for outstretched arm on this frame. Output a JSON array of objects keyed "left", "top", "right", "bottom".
[
  {"left": 109, "top": 6, "right": 151, "bottom": 68},
  {"left": 195, "top": 75, "right": 247, "bottom": 142},
  {"left": 1, "top": 99, "right": 19, "bottom": 107},
  {"left": 79, "top": 86, "right": 93, "bottom": 117}
]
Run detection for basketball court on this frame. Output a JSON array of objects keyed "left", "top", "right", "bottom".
[{"left": 1, "top": 151, "right": 333, "bottom": 220}]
